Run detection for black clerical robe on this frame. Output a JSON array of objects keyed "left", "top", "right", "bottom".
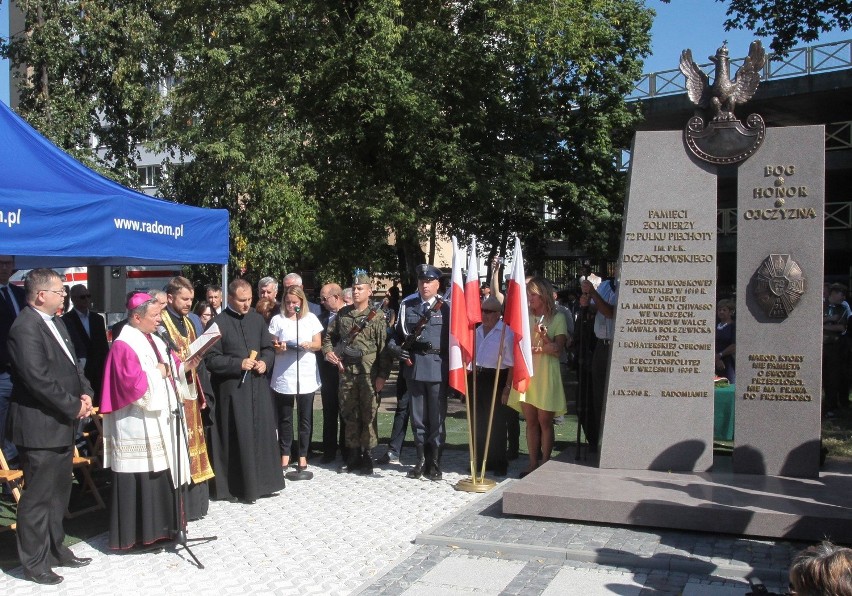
[{"left": 204, "top": 308, "right": 283, "bottom": 501}]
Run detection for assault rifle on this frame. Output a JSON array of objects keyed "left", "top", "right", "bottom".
[
  {"left": 399, "top": 297, "right": 444, "bottom": 366},
  {"left": 333, "top": 306, "right": 379, "bottom": 367}
]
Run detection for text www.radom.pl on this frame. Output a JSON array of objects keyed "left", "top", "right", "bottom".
[
  {"left": 114, "top": 218, "right": 184, "bottom": 239},
  {"left": 0, "top": 208, "right": 21, "bottom": 228}
]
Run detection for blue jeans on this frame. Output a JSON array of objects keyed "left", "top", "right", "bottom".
[{"left": 0, "top": 372, "right": 18, "bottom": 462}]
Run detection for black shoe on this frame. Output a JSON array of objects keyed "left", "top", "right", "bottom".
[
  {"left": 25, "top": 570, "right": 63, "bottom": 585},
  {"left": 406, "top": 462, "right": 424, "bottom": 479},
  {"left": 359, "top": 452, "right": 374, "bottom": 475},
  {"left": 376, "top": 450, "right": 398, "bottom": 465},
  {"left": 427, "top": 460, "right": 442, "bottom": 481},
  {"left": 337, "top": 452, "right": 362, "bottom": 474},
  {"left": 57, "top": 556, "right": 92, "bottom": 568}
]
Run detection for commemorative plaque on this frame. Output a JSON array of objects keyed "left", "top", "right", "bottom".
[
  {"left": 732, "top": 126, "right": 825, "bottom": 478},
  {"left": 598, "top": 131, "right": 717, "bottom": 473}
]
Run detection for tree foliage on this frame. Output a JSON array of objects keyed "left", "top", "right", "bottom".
[
  {"left": 3, "top": 0, "right": 654, "bottom": 284},
  {"left": 1, "top": 1, "right": 170, "bottom": 179},
  {"left": 663, "top": 0, "right": 851, "bottom": 53}
]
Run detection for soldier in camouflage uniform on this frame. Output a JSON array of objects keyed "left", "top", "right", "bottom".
[{"left": 322, "top": 271, "right": 391, "bottom": 475}]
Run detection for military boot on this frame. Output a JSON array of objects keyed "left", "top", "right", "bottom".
[
  {"left": 427, "top": 456, "right": 442, "bottom": 481},
  {"left": 359, "top": 449, "right": 374, "bottom": 475},
  {"left": 337, "top": 450, "right": 362, "bottom": 474},
  {"left": 406, "top": 445, "right": 425, "bottom": 479}
]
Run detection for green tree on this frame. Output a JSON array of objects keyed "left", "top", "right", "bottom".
[
  {"left": 1, "top": 1, "right": 170, "bottom": 180},
  {"left": 157, "top": 1, "right": 320, "bottom": 284},
  {"left": 428, "top": 0, "right": 652, "bottom": 267}
]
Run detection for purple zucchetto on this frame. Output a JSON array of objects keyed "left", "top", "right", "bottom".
[{"left": 127, "top": 292, "right": 153, "bottom": 310}]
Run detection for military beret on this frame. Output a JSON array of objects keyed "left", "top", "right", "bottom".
[
  {"left": 416, "top": 264, "right": 442, "bottom": 280},
  {"left": 353, "top": 268, "right": 371, "bottom": 286}
]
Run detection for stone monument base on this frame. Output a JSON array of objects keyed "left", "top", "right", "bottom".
[{"left": 502, "top": 448, "right": 852, "bottom": 543}]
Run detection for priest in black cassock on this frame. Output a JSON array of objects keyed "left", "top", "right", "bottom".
[{"left": 204, "top": 279, "right": 284, "bottom": 503}]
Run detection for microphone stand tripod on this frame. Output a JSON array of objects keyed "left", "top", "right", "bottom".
[{"left": 147, "top": 339, "right": 217, "bottom": 568}]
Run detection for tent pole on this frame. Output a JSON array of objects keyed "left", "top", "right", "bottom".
[{"left": 221, "top": 265, "right": 229, "bottom": 296}]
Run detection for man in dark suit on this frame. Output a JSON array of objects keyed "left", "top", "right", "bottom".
[
  {"left": 0, "top": 254, "right": 26, "bottom": 466},
  {"left": 62, "top": 284, "right": 110, "bottom": 405},
  {"left": 7, "top": 268, "right": 94, "bottom": 585},
  {"left": 318, "top": 283, "right": 345, "bottom": 462}
]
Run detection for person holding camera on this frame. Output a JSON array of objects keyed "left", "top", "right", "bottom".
[{"left": 507, "top": 277, "right": 568, "bottom": 478}]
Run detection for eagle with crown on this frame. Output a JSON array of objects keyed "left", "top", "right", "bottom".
[{"left": 680, "top": 40, "right": 766, "bottom": 123}]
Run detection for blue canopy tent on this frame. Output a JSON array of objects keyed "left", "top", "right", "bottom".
[{"left": 0, "top": 100, "right": 228, "bottom": 269}]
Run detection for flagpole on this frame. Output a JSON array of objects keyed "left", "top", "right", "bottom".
[
  {"left": 463, "top": 365, "right": 476, "bottom": 481},
  {"left": 478, "top": 320, "right": 507, "bottom": 483},
  {"left": 470, "top": 332, "right": 477, "bottom": 473}
]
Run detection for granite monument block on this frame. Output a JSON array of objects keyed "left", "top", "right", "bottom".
[
  {"left": 598, "top": 130, "right": 717, "bottom": 472},
  {"left": 732, "top": 125, "right": 825, "bottom": 478}
]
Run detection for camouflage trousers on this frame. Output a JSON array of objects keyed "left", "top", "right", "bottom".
[{"left": 339, "top": 372, "right": 378, "bottom": 450}]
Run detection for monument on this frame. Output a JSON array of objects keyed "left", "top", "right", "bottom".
[
  {"left": 504, "top": 42, "right": 845, "bottom": 541},
  {"left": 599, "top": 42, "right": 770, "bottom": 472}
]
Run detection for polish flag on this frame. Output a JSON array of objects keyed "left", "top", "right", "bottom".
[
  {"left": 448, "top": 237, "right": 472, "bottom": 395},
  {"left": 465, "top": 236, "right": 482, "bottom": 328},
  {"left": 503, "top": 236, "right": 533, "bottom": 392}
]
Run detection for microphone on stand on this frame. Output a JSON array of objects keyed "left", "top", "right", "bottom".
[
  {"left": 239, "top": 350, "right": 258, "bottom": 387},
  {"left": 156, "top": 325, "right": 180, "bottom": 354}
]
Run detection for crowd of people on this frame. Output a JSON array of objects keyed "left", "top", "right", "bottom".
[{"left": 3, "top": 252, "right": 851, "bottom": 586}]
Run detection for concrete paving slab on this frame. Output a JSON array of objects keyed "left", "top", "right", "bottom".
[
  {"left": 541, "top": 567, "right": 646, "bottom": 595},
  {"left": 410, "top": 555, "right": 524, "bottom": 593},
  {"left": 681, "top": 585, "right": 750, "bottom": 596}
]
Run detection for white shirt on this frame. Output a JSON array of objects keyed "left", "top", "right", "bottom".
[
  {"left": 593, "top": 279, "right": 618, "bottom": 341},
  {"left": 475, "top": 321, "right": 514, "bottom": 369},
  {"left": 36, "top": 308, "right": 75, "bottom": 363},
  {"left": 268, "top": 313, "right": 323, "bottom": 394}
]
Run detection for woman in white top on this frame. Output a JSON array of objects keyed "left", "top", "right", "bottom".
[{"left": 268, "top": 286, "right": 323, "bottom": 471}]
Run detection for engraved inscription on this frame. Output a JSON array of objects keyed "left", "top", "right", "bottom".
[
  {"left": 610, "top": 208, "right": 715, "bottom": 396},
  {"left": 741, "top": 353, "right": 812, "bottom": 402}
]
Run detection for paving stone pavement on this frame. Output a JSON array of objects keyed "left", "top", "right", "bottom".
[
  {"left": 356, "top": 480, "right": 800, "bottom": 595},
  {"left": 0, "top": 448, "right": 485, "bottom": 595},
  {"left": 1, "top": 446, "right": 801, "bottom": 595}
]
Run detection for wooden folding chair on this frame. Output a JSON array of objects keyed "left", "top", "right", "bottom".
[
  {"left": 0, "top": 450, "right": 23, "bottom": 531},
  {"left": 81, "top": 407, "right": 104, "bottom": 467},
  {"left": 65, "top": 446, "right": 106, "bottom": 519}
]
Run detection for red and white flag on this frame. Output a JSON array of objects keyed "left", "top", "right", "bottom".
[
  {"left": 503, "top": 236, "right": 533, "bottom": 393},
  {"left": 448, "top": 237, "right": 472, "bottom": 395},
  {"left": 465, "top": 236, "right": 482, "bottom": 329}
]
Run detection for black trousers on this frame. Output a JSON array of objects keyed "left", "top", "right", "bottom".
[
  {"left": 17, "top": 446, "right": 75, "bottom": 574},
  {"left": 319, "top": 361, "right": 344, "bottom": 455},
  {"left": 472, "top": 368, "right": 510, "bottom": 470},
  {"left": 272, "top": 391, "right": 314, "bottom": 458},
  {"left": 409, "top": 379, "right": 448, "bottom": 455},
  {"left": 589, "top": 340, "right": 612, "bottom": 449},
  {"left": 387, "top": 373, "right": 410, "bottom": 455}
]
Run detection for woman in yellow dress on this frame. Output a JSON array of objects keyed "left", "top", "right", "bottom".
[{"left": 509, "top": 277, "right": 568, "bottom": 477}]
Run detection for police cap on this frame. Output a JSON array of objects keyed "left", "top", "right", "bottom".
[{"left": 416, "top": 264, "right": 442, "bottom": 280}]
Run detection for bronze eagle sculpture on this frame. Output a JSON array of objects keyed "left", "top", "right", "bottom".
[{"left": 680, "top": 41, "right": 766, "bottom": 122}]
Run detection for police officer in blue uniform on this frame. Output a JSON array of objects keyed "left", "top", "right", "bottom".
[{"left": 387, "top": 264, "right": 449, "bottom": 480}]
